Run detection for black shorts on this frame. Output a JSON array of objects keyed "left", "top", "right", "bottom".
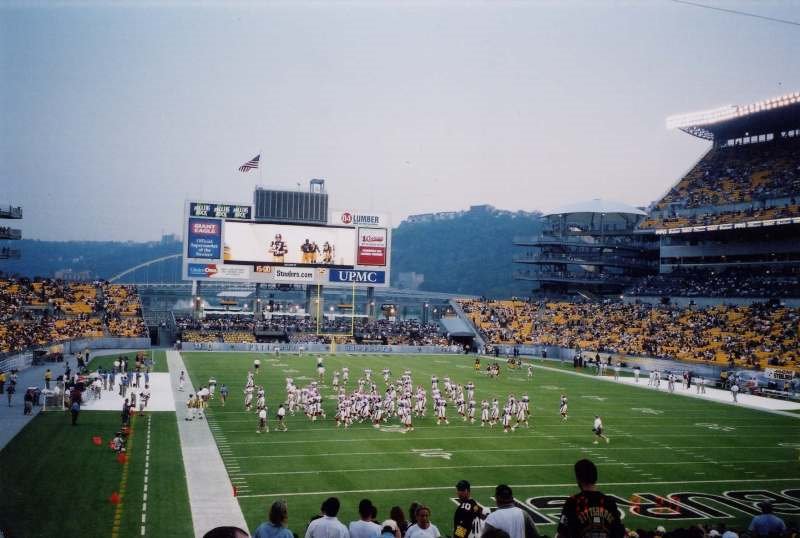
[{"left": 594, "top": 427, "right": 603, "bottom": 435}]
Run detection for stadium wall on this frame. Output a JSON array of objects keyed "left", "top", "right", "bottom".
[
  {"left": 509, "top": 345, "right": 726, "bottom": 377},
  {"left": 179, "top": 342, "right": 463, "bottom": 354},
  {"left": 0, "top": 337, "right": 151, "bottom": 373}
]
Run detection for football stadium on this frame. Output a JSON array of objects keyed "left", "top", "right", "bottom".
[
  {"left": 3, "top": 3, "right": 800, "bottom": 537},
  {"left": 2, "top": 89, "right": 800, "bottom": 538}
]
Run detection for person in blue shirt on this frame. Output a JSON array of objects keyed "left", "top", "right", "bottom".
[
  {"left": 748, "top": 503, "right": 786, "bottom": 537},
  {"left": 253, "top": 500, "right": 294, "bottom": 538}
]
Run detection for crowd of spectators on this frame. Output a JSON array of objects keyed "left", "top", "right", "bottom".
[
  {"left": 0, "top": 275, "right": 147, "bottom": 353},
  {"left": 176, "top": 314, "right": 449, "bottom": 346},
  {"left": 211, "top": 459, "right": 796, "bottom": 538},
  {"left": 459, "top": 299, "right": 800, "bottom": 369},
  {"left": 639, "top": 137, "right": 800, "bottom": 229},
  {"left": 626, "top": 267, "right": 800, "bottom": 298},
  {"left": 638, "top": 203, "right": 800, "bottom": 230}
]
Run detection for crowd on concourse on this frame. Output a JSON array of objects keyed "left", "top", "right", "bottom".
[{"left": 459, "top": 299, "right": 800, "bottom": 369}]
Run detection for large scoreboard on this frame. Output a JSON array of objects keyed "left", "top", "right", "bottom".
[{"left": 182, "top": 201, "right": 391, "bottom": 287}]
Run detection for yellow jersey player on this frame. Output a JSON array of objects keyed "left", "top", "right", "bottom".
[{"left": 269, "top": 234, "right": 288, "bottom": 262}]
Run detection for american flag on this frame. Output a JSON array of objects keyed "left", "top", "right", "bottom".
[{"left": 239, "top": 154, "right": 260, "bottom": 172}]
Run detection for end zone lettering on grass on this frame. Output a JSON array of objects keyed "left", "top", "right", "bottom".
[{"left": 450, "top": 489, "right": 800, "bottom": 525}]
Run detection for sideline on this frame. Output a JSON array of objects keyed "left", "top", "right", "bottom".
[
  {"left": 167, "top": 350, "right": 248, "bottom": 537},
  {"left": 528, "top": 361, "right": 800, "bottom": 417}
]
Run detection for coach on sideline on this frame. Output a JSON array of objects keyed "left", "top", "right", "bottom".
[{"left": 482, "top": 485, "right": 539, "bottom": 538}]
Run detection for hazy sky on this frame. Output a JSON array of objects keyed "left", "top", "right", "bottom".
[{"left": 2, "top": 1, "right": 799, "bottom": 241}]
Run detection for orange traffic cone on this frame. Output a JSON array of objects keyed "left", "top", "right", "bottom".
[
  {"left": 110, "top": 492, "right": 121, "bottom": 504},
  {"left": 92, "top": 436, "right": 102, "bottom": 446},
  {"left": 117, "top": 453, "right": 127, "bottom": 464}
]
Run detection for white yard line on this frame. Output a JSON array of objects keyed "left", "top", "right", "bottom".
[
  {"left": 237, "top": 459, "right": 795, "bottom": 476},
  {"left": 225, "top": 431, "right": 798, "bottom": 445},
  {"left": 140, "top": 415, "right": 152, "bottom": 537},
  {"left": 237, "top": 477, "right": 800, "bottom": 498},
  {"left": 227, "top": 444, "right": 794, "bottom": 459}
]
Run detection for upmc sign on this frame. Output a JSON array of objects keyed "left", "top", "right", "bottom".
[{"left": 329, "top": 270, "right": 386, "bottom": 284}]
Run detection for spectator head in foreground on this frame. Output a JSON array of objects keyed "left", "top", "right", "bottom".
[
  {"left": 270, "top": 500, "right": 289, "bottom": 526},
  {"left": 456, "top": 480, "right": 471, "bottom": 502},
  {"left": 359, "top": 499, "right": 374, "bottom": 520},
  {"left": 495, "top": 484, "right": 514, "bottom": 506},
  {"left": 574, "top": 459, "right": 598, "bottom": 490},
  {"left": 323, "top": 497, "right": 341, "bottom": 517},
  {"left": 203, "top": 527, "right": 249, "bottom": 538},
  {"left": 415, "top": 506, "right": 432, "bottom": 529}
]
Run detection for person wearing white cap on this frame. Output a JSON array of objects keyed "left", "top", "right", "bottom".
[
  {"left": 381, "top": 520, "right": 400, "bottom": 538},
  {"left": 748, "top": 502, "right": 786, "bottom": 537},
  {"left": 708, "top": 530, "right": 720, "bottom": 537},
  {"left": 654, "top": 526, "right": 666, "bottom": 536}
]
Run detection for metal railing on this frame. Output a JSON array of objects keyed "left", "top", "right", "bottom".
[
  {"left": 513, "top": 234, "right": 655, "bottom": 250},
  {"left": 0, "top": 205, "right": 23, "bottom": 219},
  {"left": 514, "top": 270, "right": 634, "bottom": 284},
  {"left": 0, "top": 248, "right": 21, "bottom": 259},
  {"left": 0, "top": 227, "right": 22, "bottom": 240},
  {"left": 514, "top": 253, "right": 656, "bottom": 270}
]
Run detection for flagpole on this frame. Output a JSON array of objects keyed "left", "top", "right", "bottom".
[{"left": 259, "top": 149, "right": 263, "bottom": 185}]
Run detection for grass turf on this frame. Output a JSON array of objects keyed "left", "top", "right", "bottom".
[
  {"left": 89, "top": 349, "right": 168, "bottom": 373},
  {"left": 182, "top": 352, "right": 800, "bottom": 536},
  {"left": 0, "top": 410, "right": 191, "bottom": 538}
]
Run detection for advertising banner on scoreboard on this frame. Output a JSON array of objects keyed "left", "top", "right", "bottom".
[
  {"left": 356, "top": 228, "right": 387, "bottom": 266},
  {"left": 328, "top": 269, "right": 386, "bottom": 284},
  {"left": 250, "top": 265, "right": 317, "bottom": 284},
  {"left": 189, "top": 202, "right": 251, "bottom": 220},
  {"left": 187, "top": 218, "right": 222, "bottom": 259},
  {"left": 187, "top": 263, "right": 251, "bottom": 280},
  {"left": 223, "top": 220, "right": 356, "bottom": 267},
  {"left": 331, "top": 210, "right": 389, "bottom": 228}
]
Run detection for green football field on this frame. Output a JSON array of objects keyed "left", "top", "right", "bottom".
[{"left": 182, "top": 352, "right": 800, "bottom": 536}]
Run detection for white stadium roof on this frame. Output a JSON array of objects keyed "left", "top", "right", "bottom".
[{"left": 544, "top": 199, "right": 647, "bottom": 217}]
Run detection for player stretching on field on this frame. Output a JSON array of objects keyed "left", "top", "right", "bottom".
[
  {"left": 592, "top": 415, "right": 610, "bottom": 444},
  {"left": 490, "top": 398, "right": 500, "bottom": 427},
  {"left": 480, "top": 400, "right": 490, "bottom": 427}
]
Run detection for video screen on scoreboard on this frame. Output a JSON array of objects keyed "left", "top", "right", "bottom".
[{"left": 223, "top": 220, "right": 356, "bottom": 268}]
